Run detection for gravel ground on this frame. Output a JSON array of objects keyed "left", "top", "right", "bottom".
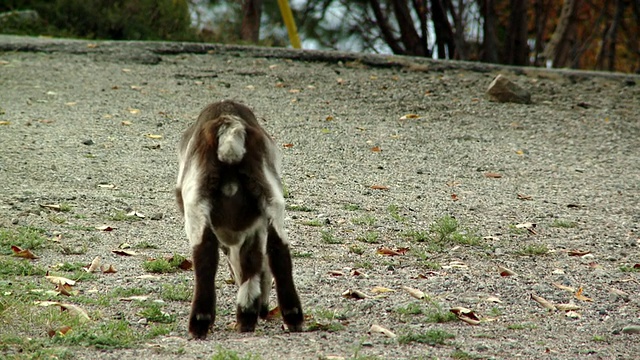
[{"left": 1, "top": 35, "right": 639, "bottom": 359}]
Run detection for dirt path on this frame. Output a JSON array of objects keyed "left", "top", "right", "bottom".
[{"left": 1, "top": 35, "right": 639, "bottom": 359}]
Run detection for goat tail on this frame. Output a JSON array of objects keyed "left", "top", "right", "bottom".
[{"left": 213, "top": 115, "right": 247, "bottom": 164}]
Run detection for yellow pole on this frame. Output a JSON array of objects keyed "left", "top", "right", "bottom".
[{"left": 277, "top": 0, "right": 302, "bottom": 49}]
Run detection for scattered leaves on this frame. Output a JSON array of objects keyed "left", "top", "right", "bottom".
[
  {"left": 399, "top": 114, "right": 421, "bottom": 120},
  {"left": 568, "top": 249, "right": 591, "bottom": 256},
  {"left": 36, "top": 302, "right": 90, "bottom": 322},
  {"left": 11, "top": 245, "right": 39, "bottom": 259},
  {"left": 574, "top": 287, "right": 593, "bottom": 302},
  {"left": 517, "top": 194, "right": 533, "bottom": 200},
  {"left": 498, "top": 265, "right": 517, "bottom": 277},
  {"left": 376, "top": 247, "right": 404, "bottom": 256},
  {"left": 144, "top": 134, "right": 163, "bottom": 139},
  {"left": 111, "top": 249, "right": 137, "bottom": 256},
  {"left": 45, "top": 276, "right": 76, "bottom": 286},
  {"left": 328, "top": 270, "right": 345, "bottom": 276},
  {"left": 86, "top": 256, "right": 101, "bottom": 273},
  {"left": 401, "top": 286, "right": 425, "bottom": 300},
  {"left": 486, "top": 296, "right": 502, "bottom": 303},
  {"left": 450, "top": 307, "right": 481, "bottom": 325},
  {"left": 282, "top": 143, "right": 294, "bottom": 148},
  {"left": 371, "top": 286, "right": 395, "bottom": 294},
  {"left": 370, "top": 146, "right": 381, "bottom": 152},
  {"left": 552, "top": 282, "right": 575, "bottom": 292},
  {"left": 370, "top": 185, "right": 389, "bottom": 190},
  {"left": 47, "top": 325, "right": 72, "bottom": 337},
  {"left": 95, "top": 225, "right": 116, "bottom": 231},
  {"left": 484, "top": 172, "right": 502, "bottom": 178},
  {"left": 531, "top": 293, "right": 556, "bottom": 311},
  {"left": 451, "top": 193, "right": 459, "bottom": 201},
  {"left": 101, "top": 264, "right": 117, "bottom": 273},
  {"left": 342, "top": 289, "right": 368, "bottom": 300},
  {"left": 369, "top": 324, "right": 396, "bottom": 338}
]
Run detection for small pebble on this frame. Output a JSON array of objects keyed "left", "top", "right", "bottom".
[{"left": 82, "top": 139, "right": 94, "bottom": 145}]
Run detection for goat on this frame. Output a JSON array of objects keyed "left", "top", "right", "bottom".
[{"left": 175, "top": 100, "right": 304, "bottom": 339}]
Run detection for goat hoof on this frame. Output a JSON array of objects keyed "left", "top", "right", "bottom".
[{"left": 189, "top": 313, "right": 212, "bottom": 339}]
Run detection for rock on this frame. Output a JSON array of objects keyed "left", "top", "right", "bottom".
[
  {"left": 622, "top": 325, "right": 640, "bottom": 334},
  {"left": 82, "top": 139, "right": 95, "bottom": 145},
  {"left": 486, "top": 74, "right": 532, "bottom": 104},
  {"left": 150, "top": 212, "right": 164, "bottom": 220}
]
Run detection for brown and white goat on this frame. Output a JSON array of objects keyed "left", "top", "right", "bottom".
[{"left": 175, "top": 100, "right": 303, "bottom": 339}]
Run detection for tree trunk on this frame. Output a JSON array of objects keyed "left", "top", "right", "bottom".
[
  {"left": 600, "top": 0, "right": 626, "bottom": 71},
  {"left": 392, "top": 0, "right": 428, "bottom": 56},
  {"left": 241, "top": 0, "right": 263, "bottom": 43},
  {"left": 369, "top": 0, "right": 406, "bottom": 54},
  {"left": 430, "top": 0, "right": 455, "bottom": 58},
  {"left": 504, "top": 0, "right": 529, "bottom": 65},
  {"left": 543, "top": 0, "right": 580, "bottom": 68},
  {"left": 533, "top": 0, "right": 550, "bottom": 66},
  {"left": 481, "top": 0, "right": 499, "bottom": 63}
]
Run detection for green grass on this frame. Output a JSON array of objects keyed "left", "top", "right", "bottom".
[
  {"left": 161, "top": 283, "right": 191, "bottom": 302},
  {"left": 349, "top": 244, "right": 365, "bottom": 255},
  {"left": 112, "top": 287, "right": 149, "bottom": 298},
  {"left": 212, "top": 345, "right": 261, "bottom": 360},
  {"left": 404, "top": 229, "right": 429, "bottom": 242},
  {"left": 507, "top": 323, "right": 537, "bottom": 330},
  {"left": 143, "top": 253, "right": 188, "bottom": 274},
  {"left": 139, "top": 303, "right": 176, "bottom": 324},
  {"left": 592, "top": 335, "right": 607, "bottom": 342},
  {"left": 550, "top": 219, "right": 577, "bottom": 228},
  {"left": 302, "top": 219, "right": 323, "bottom": 227},
  {"left": 0, "top": 226, "right": 48, "bottom": 255},
  {"left": 352, "top": 215, "right": 376, "bottom": 226},
  {"left": 0, "top": 258, "right": 47, "bottom": 276},
  {"left": 516, "top": 244, "right": 549, "bottom": 256},
  {"left": 619, "top": 265, "right": 640, "bottom": 273},
  {"left": 344, "top": 204, "right": 361, "bottom": 211},
  {"left": 321, "top": 230, "right": 342, "bottom": 244},
  {"left": 292, "top": 251, "right": 313, "bottom": 258},
  {"left": 59, "top": 203, "right": 73, "bottom": 212},
  {"left": 286, "top": 204, "right": 315, "bottom": 212},
  {"left": 354, "top": 260, "right": 373, "bottom": 270},
  {"left": 387, "top": 204, "right": 406, "bottom": 222},
  {"left": 67, "top": 225, "right": 95, "bottom": 232},
  {"left": 48, "top": 215, "right": 66, "bottom": 224},
  {"left": 357, "top": 231, "right": 380, "bottom": 244},
  {"left": 52, "top": 262, "right": 86, "bottom": 272},
  {"left": 398, "top": 329, "right": 455, "bottom": 345},
  {"left": 108, "top": 210, "right": 141, "bottom": 222},
  {"left": 450, "top": 349, "right": 477, "bottom": 359},
  {"left": 133, "top": 241, "right": 159, "bottom": 249},
  {"left": 396, "top": 302, "right": 423, "bottom": 315},
  {"left": 52, "top": 320, "right": 137, "bottom": 349},
  {"left": 508, "top": 224, "right": 527, "bottom": 235},
  {"left": 430, "top": 216, "right": 480, "bottom": 245}
]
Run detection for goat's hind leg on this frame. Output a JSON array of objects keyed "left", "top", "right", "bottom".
[
  {"left": 236, "top": 237, "right": 265, "bottom": 332},
  {"left": 267, "top": 225, "right": 304, "bottom": 332},
  {"left": 189, "top": 226, "right": 220, "bottom": 339}
]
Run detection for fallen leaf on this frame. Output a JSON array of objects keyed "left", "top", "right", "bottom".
[
  {"left": 484, "top": 172, "right": 502, "bottom": 178},
  {"left": 328, "top": 270, "right": 345, "bottom": 276},
  {"left": 282, "top": 143, "right": 294, "bottom": 148},
  {"left": 450, "top": 306, "right": 481, "bottom": 325},
  {"left": 517, "top": 194, "right": 533, "bottom": 200},
  {"left": 568, "top": 249, "right": 591, "bottom": 256},
  {"left": 130, "top": 85, "right": 142, "bottom": 91},
  {"left": 350, "top": 269, "right": 368, "bottom": 277},
  {"left": 565, "top": 310, "right": 581, "bottom": 319},
  {"left": 376, "top": 248, "right": 402, "bottom": 256},
  {"left": 369, "top": 324, "right": 396, "bottom": 338},
  {"left": 126, "top": 210, "right": 145, "bottom": 218},
  {"left": 0, "top": 121, "right": 11, "bottom": 125},
  {"left": 36, "top": 302, "right": 90, "bottom": 322},
  {"left": 401, "top": 286, "right": 425, "bottom": 300},
  {"left": 101, "top": 264, "right": 117, "bottom": 273},
  {"left": 121, "top": 120, "right": 132, "bottom": 126},
  {"left": 552, "top": 282, "right": 575, "bottom": 292},
  {"left": 342, "top": 289, "right": 368, "bottom": 300},
  {"left": 399, "top": 114, "right": 421, "bottom": 120},
  {"left": 555, "top": 303, "right": 581, "bottom": 311},
  {"left": 497, "top": 265, "right": 517, "bottom": 276},
  {"left": 111, "top": 249, "right": 137, "bottom": 256},
  {"left": 574, "top": 286, "right": 593, "bottom": 302},
  {"left": 486, "top": 296, "right": 502, "bottom": 303},
  {"left": 370, "top": 146, "right": 381, "bottom": 152},
  {"left": 86, "top": 256, "right": 101, "bottom": 273},
  {"left": 370, "top": 286, "right": 395, "bottom": 294},
  {"left": 325, "top": 115, "right": 334, "bottom": 121},
  {"left": 55, "top": 283, "right": 74, "bottom": 296},
  {"left": 40, "top": 204, "right": 63, "bottom": 211},
  {"left": 87, "top": 43, "right": 98, "bottom": 48},
  {"left": 370, "top": 185, "right": 389, "bottom": 190},
  {"left": 266, "top": 306, "right": 281, "bottom": 320},
  {"left": 414, "top": 272, "right": 440, "bottom": 279},
  {"left": 451, "top": 193, "right": 459, "bottom": 201},
  {"left": 119, "top": 296, "right": 149, "bottom": 301},
  {"left": 531, "top": 293, "right": 556, "bottom": 311},
  {"left": 97, "top": 184, "right": 117, "bottom": 189},
  {"left": 45, "top": 276, "right": 76, "bottom": 286},
  {"left": 609, "top": 287, "right": 628, "bottom": 297},
  {"left": 443, "top": 261, "right": 468, "bottom": 269},
  {"left": 11, "top": 245, "right": 39, "bottom": 259},
  {"left": 95, "top": 225, "right": 116, "bottom": 231},
  {"left": 127, "top": 108, "right": 140, "bottom": 114},
  {"left": 177, "top": 258, "right": 193, "bottom": 270},
  {"left": 144, "top": 134, "right": 163, "bottom": 139}
]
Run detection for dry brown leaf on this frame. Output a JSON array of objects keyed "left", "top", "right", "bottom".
[
  {"left": 282, "top": 143, "right": 294, "bottom": 148},
  {"left": 484, "top": 172, "right": 502, "bottom": 178},
  {"left": 370, "top": 146, "right": 382, "bottom": 152},
  {"left": 95, "top": 225, "right": 116, "bottom": 231},
  {"left": 568, "top": 249, "right": 591, "bottom": 256},
  {"left": 370, "top": 286, "right": 395, "bottom": 294},
  {"left": 574, "top": 286, "right": 593, "bottom": 302},
  {"left": 369, "top": 324, "right": 396, "bottom": 338},
  {"left": 399, "top": 114, "right": 421, "bottom": 120},
  {"left": 86, "top": 256, "right": 101, "bottom": 273},
  {"left": 111, "top": 249, "right": 137, "bottom": 256},
  {"left": 126, "top": 210, "right": 145, "bottom": 218},
  {"left": 40, "top": 204, "right": 63, "bottom": 211},
  {"left": 328, "top": 270, "right": 345, "bottom": 276},
  {"left": 11, "top": 245, "right": 39, "bottom": 259},
  {"left": 37, "top": 302, "right": 90, "bottom": 322},
  {"left": 497, "top": 265, "right": 517, "bottom": 276},
  {"left": 144, "top": 134, "right": 162, "bottom": 139},
  {"left": 531, "top": 293, "right": 556, "bottom": 311},
  {"left": 101, "top": 264, "right": 117, "bottom": 274},
  {"left": 341, "top": 289, "right": 368, "bottom": 300},
  {"left": 119, "top": 296, "right": 149, "bottom": 301},
  {"left": 486, "top": 296, "right": 502, "bottom": 303},
  {"left": 451, "top": 193, "right": 459, "bottom": 201},
  {"left": 370, "top": 185, "right": 389, "bottom": 190},
  {"left": 266, "top": 306, "right": 281, "bottom": 320},
  {"left": 401, "top": 286, "right": 425, "bottom": 300},
  {"left": 47, "top": 325, "right": 72, "bottom": 337},
  {"left": 178, "top": 258, "right": 193, "bottom": 270},
  {"left": 555, "top": 303, "right": 581, "bottom": 311},
  {"left": 350, "top": 269, "right": 368, "bottom": 277},
  {"left": 517, "top": 193, "right": 533, "bottom": 200},
  {"left": 450, "top": 307, "right": 481, "bottom": 325},
  {"left": 55, "top": 283, "right": 74, "bottom": 297},
  {"left": 45, "top": 276, "right": 76, "bottom": 286},
  {"left": 376, "top": 248, "right": 402, "bottom": 256},
  {"left": 552, "top": 282, "right": 575, "bottom": 292}
]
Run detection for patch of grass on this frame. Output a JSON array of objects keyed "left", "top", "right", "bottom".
[
  {"left": 354, "top": 261, "right": 373, "bottom": 270},
  {"left": 349, "top": 244, "right": 365, "bottom": 255},
  {"left": 489, "top": 307, "right": 502, "bottom": 317},
  {"left": 550, "top": 219, "right": 577, "bottom": 228},
  {"left": 421, "top": 259, "right": 442, "bottom": 270},
  {"left": 161, "top": 283, "right": 191, "bottom": 302},
  {"left": 146, "top": 323, "right": 176, "bottom": 338},
  {"left": 133, "top": 241, "right": 158, "bottom": 249},
  {"left": 286, "top": 204, "right": 315, "bottom": 212},
  {"left": 352, "top": 215, "right": 376, "bottom": 226},
  {"left": 508, "top": 224, "right": 527, "bottom": 235},
  {"left": 619, "top": 265, "right": 640, "bottom": 273},
  {"left": 387, "top": 204, "right": 406, "bottom": 222},
  {"left": 306, "top": 321, "right": 345, "bottom": 332},
  {"left": 53, "top": 320, "right": 136, "bottom": 349},
  {"left": 143, "top": 254, "right": 188, "bottom": 273},
  {"left": 398, "top": 329, "right": 455, "bottom": 345},
  {"left": 321, "top": 230, "right": 342, "bottom": 244},
  {"left": 507, "top": 323, "right": 537, "bottom": 330},
  {"left": 112, "top": 287, "right": 149, "bottom": 298},
  {"left": 357, "top": 231, "right": 380, "bottom": 244},
  {"left": 0, "top": 258, "right": 46, "bottom": 276},
  {"left": 0, "top": 226, "right": 48, "bottom": 255},
  {"left": 302, "top": 219, "right": 323, "bottom": 227},
  {"left": 396, "top": 302, "right": 423, "bottom": 316},
  {"left": 53, "top": 262, "right": 86, "bottom": 272},
  {"left": 108, "top": 210, "right": 140, "bottom": 222},
  {"left": 450, "top": 350, "right": 477, "bottom": 359},
  {"left": 592, "top": 335, "right": 607, "bottom": 342},
  {"left": 58, "top": 203, "right": 73, "bottom": 212},
  {"left": 424, "top": 307, "right": 457, "bottom": 323},
  {"left": 48, "top": 215, "right": 66, "bottom": 224},
  {"left": 67, "top": 225, "right": 95, "bottom": 231},
  {"left": 212, "top": 345, "right": 261, "bottom": 360},
  {"left": 139, "top": 303, "right": 176, "bottom": 324},
  {"left": 282, "top": 180, "right": 291, "bottom": 199},
  {"left": 429, "top": 215, "right": 481, "bottom": 246},
  {"left": 292, "top": 251, "right": 313, "bottom": 258},
  {"left": 344, "top": 204, "right": 361, "bottom": 211},
  {"left": 516, "top": 244, "right": 549, "bottom": 256},
  {"left": 404, "top": 229, "right": 429, "bottom": 242}
]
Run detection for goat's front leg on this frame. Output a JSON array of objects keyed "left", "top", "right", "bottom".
[
  {"left": 189, "top": 226, "right": 219, "bottom": 339},
  {"left": 267, "top": 225, "right": 304, "bottom": 332},
  {"left": 236, "top": 237, "right": 265, "bottom": 332}
]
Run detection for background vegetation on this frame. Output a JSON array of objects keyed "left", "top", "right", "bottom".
[{"left": 1, "top": 0, "right": 639, "bottom": 73}]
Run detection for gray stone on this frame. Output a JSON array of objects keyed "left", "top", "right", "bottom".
[{"left": 486, "top": 74, "right": 532, "bottom": 104}]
